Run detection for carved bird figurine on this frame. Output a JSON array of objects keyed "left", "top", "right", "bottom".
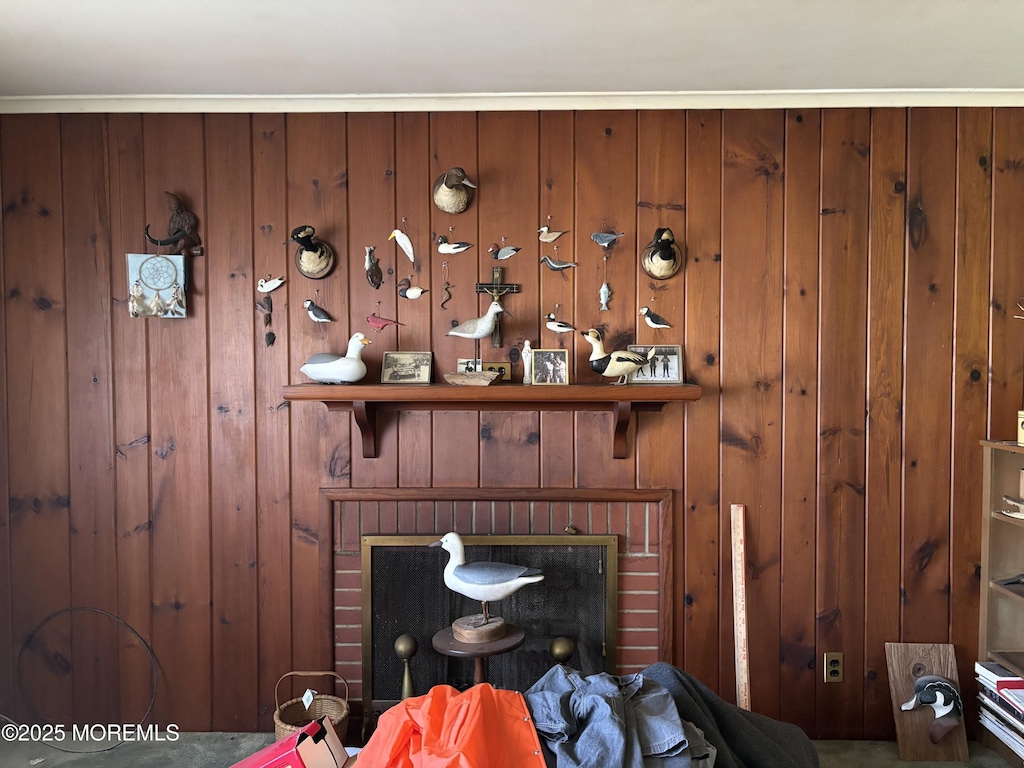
[
  {"left": 287, "top": 225, "right": 335, "bottom": 279},
  {"left": 257, "top": 275, "right": 285, "bottom": 293},
  {"left": 437, "top": 236, "right": 472, "bottom": 255},
  {"left": 365, "top": 246, "right": 383, "bottom": 289},
  {"left": 430, "top": 531, "right": 543, "bottom": 625},
  {"left": 900, "top": 675, "right": 964, "bottom": 745},
  {"left": 144, "top": 192, "right": 202, "bottom": 255},
  {"left": 544, "top": 313, "right": 576, "bottom": 334},
  {"left": 432, "top": 167, "right": 476, "bottom": 214},
  {"left": 446, "top": 301, "right": 505, "bottom": 340},
  {"left": 389, "top": 229, "right": 415, "bottom": 263},
  {"left": 581, "top": 328, "right": 654, "bottom": 384},
  {"left": 397, "top": 277, "right": 428, "bottom": 300},
  {"left": 365, "top": 313, "right": 404, "bottom": 333},
  {"left": 538, "top": 226, "right": 568, "bottom": 243},
  {"left": 540, "top": 254, "right": 577, "bottom": 272},
  {"left": 639, "top": 306, "right": 671, "bottom": 329},
  {"left": 640, "top": 227, "right": 683, "bottom": 280},
  {"left": 303, "top": 299, "right": 332, "bottom": 323},
  {"left": 488, "top": 243, "right": 520, "bottom": 260},
  {"left": 591, "top": 231, "right": 625, "bottom": 249},
  {"left": 299, "top": 333, "right": 372, "bottom": 384}
]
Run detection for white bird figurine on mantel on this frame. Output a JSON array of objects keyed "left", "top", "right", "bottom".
[
  {"left": 581, "top": 328, "right": 654, "bottom": 384},
  {"left": 430, "top": 531, "right": 543, "bottom": 625},
  {"left": 299, "top": 332, "right": 371, "bottom": 384}
]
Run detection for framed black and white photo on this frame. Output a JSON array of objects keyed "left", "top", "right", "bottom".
[
  {"left": 532, "top": 349, "right": 570, "bottom": 385},
  {"left": 381, "top": 351, "right": 432, "bottom": 384},
  {"left": 626, "top": 344, "right": 683, "bottom": 384}
]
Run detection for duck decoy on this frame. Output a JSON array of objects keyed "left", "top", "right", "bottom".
[
  {"left": 257, "top": 275, "right": 285, "bottom": 293},
  {"left": 299, "top": 333, "right": 372, "bottom": 384},
  {"left": 303, "top": 299, "right": 332, "bottom": 323},
  {"left": 900, "top": 675, "right": 964, "bottom": 745},
  {"left": 544, "top": 313, "right": 575, "bottom": 334},
  {"left": 432, "top": 167, "right": 476, "bottom": 214},
  {"left": 540, "top": 254, "right": 577, "bottom": 272},
  {"left": 397, "top": 277, "right": 428, "bottom": 300},
  {"left": 591, "top": 231, "right": 625, "bottom": 249},
  {"left": 640, "top": 227, "right": 683, "bottom": 280},
  {"left": 639, "top": 306, "right": 671, "bottom": 329},
  {"left": 538, "top": 226, "right": 568, "bottom": 243},
  {"left": 389, "top": 229, "right": 415, "bottom": 263},
  {"left": 365, "top": 246, "right": 383, "bottom": 289},
  {"left": 287, "top": 225, "right": 335, "bottom": 279},
  {"left": 144, "top": 191, "right": 202, "bottom": 256},
  {"left": 437, "top": 236, "right": 473, "bottom": 255},
  {"left": 365, "top": 313, "right": 404, "bottom": 333},
  {"left": 430, "top": 531, "right": 543, "bottom": 625},
  {"left": 581, "top": 328, "right": 653, "bottom": 384},
  {"left": 488, "top": 243, "right": 520, "bottom": 260}
]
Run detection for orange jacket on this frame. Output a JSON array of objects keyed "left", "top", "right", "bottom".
[{"left": 358, "top": 684, "right": 546, "bottom": 768}]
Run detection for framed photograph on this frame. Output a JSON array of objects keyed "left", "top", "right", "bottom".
[
  {"left": 381, "top": 351, "right": 432, "bottom": 384},
  {"left": 456, "top": 358, "right": 482, "bottom": 373},
  {"left": 626, "top": 345, "right": 683, "bottom": 384},
  {"left": 532, "top": 349, "right": 570, "bottom": 385}
]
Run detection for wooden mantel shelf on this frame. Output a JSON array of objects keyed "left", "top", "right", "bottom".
[{"left": 282, "top": 383, "right": 702, "bottom": 459}]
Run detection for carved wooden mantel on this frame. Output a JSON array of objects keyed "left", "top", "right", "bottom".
[{"left": 282, "top": 383, "right": 702, "bottom": 459}]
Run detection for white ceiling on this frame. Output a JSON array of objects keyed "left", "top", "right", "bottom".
[{"left": 3, "top": 0, "right": 1024, "bottom": 113}]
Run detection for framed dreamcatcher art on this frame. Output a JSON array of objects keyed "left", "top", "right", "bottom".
[{"left": 126, "top": 253, "right": 187, "bottom": 319}]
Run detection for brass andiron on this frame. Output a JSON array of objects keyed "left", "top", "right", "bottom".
[{"left": 395, "top": 634, "right": 418, "bottom": 700}]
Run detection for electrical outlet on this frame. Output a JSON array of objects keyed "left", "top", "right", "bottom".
[{"left": 823, "top": 651, "right": 844, "bottom": 683}]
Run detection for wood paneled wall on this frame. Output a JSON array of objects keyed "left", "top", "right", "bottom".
[{"left": 1, "top": 109, "right": 1022, "bottom": 739}]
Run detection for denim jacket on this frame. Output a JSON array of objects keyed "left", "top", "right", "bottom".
[{"left": 524, "top": 665, "right": 715, "bottom": 768}]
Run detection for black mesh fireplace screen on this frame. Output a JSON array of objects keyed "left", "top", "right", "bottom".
[{"left": 361, "top": 534, "right": 617, "bottom": 726}]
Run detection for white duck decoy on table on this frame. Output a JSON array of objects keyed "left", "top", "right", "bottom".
[
  {"left": 581, "top": 328, "right": 654, "bottom": 384},
  {"left": 433, "top": 167, "right": 476, "bottom": 214},
  {"left": 299, "top": 332, "right": 371, "bottom": 384},
  {"left": 430, "top": 531, "right": 543, "bottom": 625}
]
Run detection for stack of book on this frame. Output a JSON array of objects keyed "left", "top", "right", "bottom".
[{"left": 976, "top": 660, "right": 1024, "bottom": 759}]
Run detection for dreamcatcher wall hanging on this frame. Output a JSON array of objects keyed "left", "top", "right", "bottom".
[{"left": 126, "top": 253, "right": 187, "bottom": 318}]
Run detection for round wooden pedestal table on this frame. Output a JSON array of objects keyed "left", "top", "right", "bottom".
[{"left": 431, "top": 624, "right": 526, "bottom": 685}]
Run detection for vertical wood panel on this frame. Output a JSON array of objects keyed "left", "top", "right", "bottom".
[
  {"left": 479, "top": 112, "right": 540, "bottom": 487},
  {"left": 950, "top": 107, "right": 993, "bottom": 734},
  {"left": 61, "top": 114, "right": 119, "bottom": 724},
  {"left": 816, "top": 108, "right": 870, "bottom": 737},
  {"left": 780, "top": 107, "right": 821, "bottom": 734},
  {"left": 0, "top": 117, "right": 10, "bottom": 720},
  {"left": 574, "top": 111, "right": 636, "bottom": 488},
  {"left": 682, "top": 110, "right": 722, "bottom": 687},
  {"left": 143, "top": 113, "right": 211, "bottom": 728},
  {"left": 863, "top": 107, "right": 907, "bottom": 738},
  {"left": 251, "top": 113, "right": 292, "bottom": 731},
  {"left": 206, "top": 113, "right": 258, "bottom": 731},
  {"left": 720, "top": 110, "right": 784, "bottom": 716},
  {"left": 107, "top": 113, "right": 154, "bottom": 724},
  {"left": 2, "top": 114, "right": 73, "bottom": 725},
  {"left": 902, "top": 108, "right": 957, "bottom": 642}
]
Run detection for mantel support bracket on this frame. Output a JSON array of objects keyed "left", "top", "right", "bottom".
[{"left": 612, "top": 400, "right": 632, "bottom": 459}]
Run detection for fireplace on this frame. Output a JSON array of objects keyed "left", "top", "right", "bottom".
[{"left": 324, "top": 488, "right": 674, "bottom": 731}]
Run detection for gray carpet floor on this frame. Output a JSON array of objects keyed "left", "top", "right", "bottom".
[{"left": 0, "top": 734, "right": 1013, "bottom": 767}]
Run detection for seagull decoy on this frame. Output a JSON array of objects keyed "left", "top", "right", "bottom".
[
  {"left": 287, "top": 225, "right": 335, "bottom": 279},
  {"left": 365, "top": 246, "right": 383, "bottom": 289},
  {"left": 544, "top": 313, "right": 576, "bottom": 334},
  {"left": 432, "top": 167, "right": 476, "bottom": 214},
  {"left": 488, "top": 243, "right": 520, "bottom": 260},
  {"left": 581, "top": 328, "right": 654, "bottom": 384},
  {"left": 639, "top": 306, "right": 671, "bottom": 329},
  {"left": 538, "top": 226, "right": 568, "bottom": 243},
  {"left": 299, "top": 333, "right": 372, "bottom": 384},
  {"left": 303, "top": 299, "right": 332, "bottom": 323},
  {"left": 365, "top": 313, "right": 404, "bottom": 333},
  {"left": 540, "top": 254, "right": 577, "bottom": 272},
  {"left": 430, "top": 531, "right": 544, "bottom": 625},
  {"left": 591, "top": 231, "right": 625, "bottom": 249},
  {"left": 397, "top": 277, "right": 428, "bottom": 300},
  {"left": 257, "top": 275, "right": 285, "bottom": 293},
  {"left": 640, "top": 227, "right": 683, "bottom": 280},
  {"left": 900, "top": 675, "right": 964, "bottom": 745},
  {"left": 437, "top": 236, "right": 473, "bottom": 255},
  {"left": 389, "top": 229, "right": 415, "bottom": 263}
]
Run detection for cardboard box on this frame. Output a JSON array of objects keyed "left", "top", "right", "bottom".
[{"left": 231, "top": 717, "right": 347, "bottom": 768}]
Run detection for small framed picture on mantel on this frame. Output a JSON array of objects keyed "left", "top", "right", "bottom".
[
  {"left": 627, "top": 345, "right": 683, "bottom": 384},
  {"left": 381, "top": 351, "right": 432, "bottom": 384}
]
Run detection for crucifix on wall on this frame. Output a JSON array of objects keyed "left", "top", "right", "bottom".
[{"left": 474, "top": 266, "right": 520, "bottom": 347}]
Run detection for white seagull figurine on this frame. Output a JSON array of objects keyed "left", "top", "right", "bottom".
[{"left": 430, "top": 531, "right": 544, "bottom": 624}]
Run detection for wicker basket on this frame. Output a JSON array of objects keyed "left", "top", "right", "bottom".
[{"left": 273, "top": 671, "right": 350, "bottom": 741}]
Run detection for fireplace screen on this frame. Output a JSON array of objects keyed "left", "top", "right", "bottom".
[{"left": 361, "top": 534, "right": 616, "bottom": 725}]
